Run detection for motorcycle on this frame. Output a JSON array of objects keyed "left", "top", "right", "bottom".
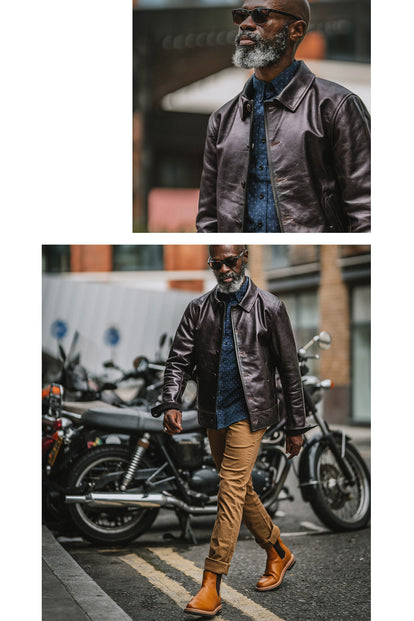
[
  {"left": 42, "top": 383, "right": 83, "bottom": 531},
  {"left": 62, "top": 331, "right": 370, "bottom": 545},
  {"left": 47, "top": 331, "right": 197, "bottom": 410},
  {"left": 259, "top": 331, "right": 371, "bottom": 531}
]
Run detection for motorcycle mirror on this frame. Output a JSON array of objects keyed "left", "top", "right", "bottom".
[
  {"left": 58, "top": 344, "right": 66, "bottom": 361},
  {"left": 133, "top": 356, "right": 149, "bottom": 373},
  {"left": 317, "top": 331, "right": 332, "bottom": 350}
]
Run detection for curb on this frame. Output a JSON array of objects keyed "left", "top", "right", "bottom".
[{"left": 42, "top": 525, "right": 133, "bottom": 621}]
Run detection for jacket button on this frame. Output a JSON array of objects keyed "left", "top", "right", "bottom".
[
  {"left": 246, "top": 102, "right": 252, "bottom": 113},
  {"left": 241, "top": 180, "right": 246, "bottom": 189}
]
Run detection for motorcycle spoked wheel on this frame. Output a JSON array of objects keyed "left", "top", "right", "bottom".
[
  {"left": 67, "top": 446, "right": 159, "bottom": 545},
  {"left": 307, "top": 440, "right": 370, "bottom": 531}
]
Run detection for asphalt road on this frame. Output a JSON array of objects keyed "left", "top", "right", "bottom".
[{"left": 59, "top": 457, "right": 371, "bottom": 621}]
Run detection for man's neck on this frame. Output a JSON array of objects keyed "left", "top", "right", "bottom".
[{"left": 254, "top": 54, "right": 296, "bottom": 83}]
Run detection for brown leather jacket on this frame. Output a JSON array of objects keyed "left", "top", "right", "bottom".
[
  {"left": 196, "top": 61, "right": 370, "bottom": 233},
  {"left": 152, "top": 279, "right": 307, "bottom": 434}
]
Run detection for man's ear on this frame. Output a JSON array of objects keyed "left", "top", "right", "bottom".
[{"left": 289, "top": 20, "right": 307, "bottom": 45}]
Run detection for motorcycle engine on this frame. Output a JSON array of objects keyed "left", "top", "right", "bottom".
[
  {"left": 189, "top": 466, "right": 219, "bottom": 495},
  {"left": 188, "top": 465, "right": 271, "bottom": 496},
  {"left": 251, "top": 467, "right": 272, "bottom": 495}
]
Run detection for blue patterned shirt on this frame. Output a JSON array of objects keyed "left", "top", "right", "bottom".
[
  {"left": 245, "top": 60, "right": 299, "bottom": 232},
  {"left": 215, "top": 277, "right": 250, "bottom": 429}
]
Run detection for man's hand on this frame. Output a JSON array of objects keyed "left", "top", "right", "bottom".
[
  {"left": 285, "top": 434, "right": 303, "bottom": 460},
  {"left": 163, "top": 409, "right": 183, "bottom": 435}
]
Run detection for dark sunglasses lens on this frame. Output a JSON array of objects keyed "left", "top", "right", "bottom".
[
  {"left": 209, "top": 261, "right": 221, "bottom": 270},
  {"left": 224, "top": 257, "right": 238, "bottom": 268},
  {"left": 209, "top": 258, "right": 238, "bottom": 270},
  {"left": 232, "top": 10, "right": 247, "bottom": 25},
  {"left": 252, "top": 9, "right": 268, "bottom": 24}
]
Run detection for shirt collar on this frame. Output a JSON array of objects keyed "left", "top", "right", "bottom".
[{"left": 253, "top": 59, "right": 299, "bottom": 101}]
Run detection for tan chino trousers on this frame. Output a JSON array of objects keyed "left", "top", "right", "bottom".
[{"left": 204, "top": 419, "right": 280, "bottom": 575}]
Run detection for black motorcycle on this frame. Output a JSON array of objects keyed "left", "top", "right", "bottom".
[
  {"left": 61, "top": 331, "right": 370, "bottom": 545},
  {"left": 48, "top": 330, "right": 197, "bottom": 410}
]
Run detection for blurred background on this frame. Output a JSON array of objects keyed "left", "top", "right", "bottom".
[
  {"left": 132, "top": 0, "right": 370, "bottom": 231},
  {"left": 42, "top": 244, "right": 370, "bottom": 425}
]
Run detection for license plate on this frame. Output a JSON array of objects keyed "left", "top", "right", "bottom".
[{"left": 48, "top": 436, "right": 63, "bottom": 466}]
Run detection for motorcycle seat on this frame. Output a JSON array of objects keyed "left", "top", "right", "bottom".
[{"left": 81, "top": 406, "right": 201, "bottom": 433}]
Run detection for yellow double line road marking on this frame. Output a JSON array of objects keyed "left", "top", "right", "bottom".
[
  {"left": 120, "top": 553, "right": 195, "bottom": 612},
  {"left": 119, "top": 548, "right": 286, "bottom": 621}
]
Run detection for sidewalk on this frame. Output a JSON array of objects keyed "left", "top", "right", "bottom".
[{"left": 42, "top": 525, "right": 133, "bottom": 621}]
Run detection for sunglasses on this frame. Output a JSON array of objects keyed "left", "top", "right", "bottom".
[
  {"left": 208, "top": 250, "right": 245, "bottom": 271},
  {"left": 232, "top": 7, "right": 302, "bottom": 26}
]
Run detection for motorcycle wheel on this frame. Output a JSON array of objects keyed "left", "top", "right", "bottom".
[
  {"left": 67, "top": 445, "right": 159, "bottom": 545},
  {"left": 307, "top": 440, "right": 370, "bottom": 531}
]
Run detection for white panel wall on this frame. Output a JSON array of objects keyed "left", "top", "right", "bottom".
[{"left": 42, "top": 276, "right": 196, "bottom": 374}]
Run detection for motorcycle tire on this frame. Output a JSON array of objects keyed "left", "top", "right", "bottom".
[
  {"left": 307, "top": 439, "right": 370, "bottom": 531},
  {"left": 67, "top": 445, "right": 159, "bottom": 545}
]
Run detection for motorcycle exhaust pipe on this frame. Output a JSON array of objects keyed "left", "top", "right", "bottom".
[{"left": 65, "top": 492, "right": 218, "bottom": 515}]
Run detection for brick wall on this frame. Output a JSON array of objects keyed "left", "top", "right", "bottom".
[
  {"left": 164, "top": 245, "right": 207, "bottom": 292},
  {"left": 70, "top": 246, "right": 113, "bottom": 272},
  {"left": 319, "top": 245, "right": 350, "bottom": 423}
]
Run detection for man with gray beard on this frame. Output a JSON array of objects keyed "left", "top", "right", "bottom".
[
  {"left": 152, "top": 245, "right": 308, "bottom": 617},
  {"left": 196, "top": 0, "right": 371, "bottom": 233}
]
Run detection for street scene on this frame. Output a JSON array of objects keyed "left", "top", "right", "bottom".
[
  {"left": 42, "top": 244, "right": 371, "bottom": 620},
  {"left": 44, "top": 436, "right": 370, "bottom": 621}
]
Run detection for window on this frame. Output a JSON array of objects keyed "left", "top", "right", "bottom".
[
  {"left": 279, "top": 291, "right": 319, "bottom": 374},
  {"left": 42, "top": 246, "right": 70, "bottom": 273},
  {"left": 112, "top": 245, "right": 164, "bottom": 271},
  {"left": 351, "top": 285, "right": 370, "bottom": 423}
]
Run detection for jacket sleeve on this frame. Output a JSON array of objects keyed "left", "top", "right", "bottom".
[
  {"left": 196, "top": 114, "right": 219, "bottom": 232},
  {"left": 151, "top": 302, "right": 197, "bottom": 417},
  {"left": 271, "top": 301, "right": 308, "bottom": 435},
  {"left": 331, "top": 94, "right": 371, "bottom": 232}
]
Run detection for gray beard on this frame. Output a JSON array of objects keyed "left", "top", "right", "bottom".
[
  {"left": 232, "top": 26, "right": 290, "bottom": 69},
  {"left": 216, "top": 265, "right": 246, "bottom": 294}
]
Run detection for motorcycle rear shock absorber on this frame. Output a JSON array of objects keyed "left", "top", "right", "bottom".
[{"left": 120, "top": 432, "right": 151, "bottom": 491}]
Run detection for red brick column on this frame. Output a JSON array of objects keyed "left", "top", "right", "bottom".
[
  {"left": 70, "top": 246, "right": 113, "bottom": 272},
  {"left": 319, "top": 245, "right": 350, "bottom": 423},
  {"left": 164, "top": 245, "right": 208, "bottom": 292}
]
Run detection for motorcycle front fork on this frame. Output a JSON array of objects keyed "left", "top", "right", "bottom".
[{"left": 312, "top": 411, "right": 355, "bottom": 485}]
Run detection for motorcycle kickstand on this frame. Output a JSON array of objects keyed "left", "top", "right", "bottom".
[
  {"left": 282, "top": 485, "right": 295, "bottom": 502},
  {"left": 177, "top": 510, "right": 198, "bottom": 545}
]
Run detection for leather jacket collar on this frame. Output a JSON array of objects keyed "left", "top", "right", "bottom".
[
  {"left": 211, "top": 277, "right": 259, "bottom": 313},
  {"left": 239, "top": 60, "right": 316, "bottom": 119}
]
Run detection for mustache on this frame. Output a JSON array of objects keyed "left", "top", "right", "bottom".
[
  {"left": 235, "top": 32, "right": 262, "bottom": 45},
  {"left": 217, "top": 272, "right": 237, "bottom": 283}
]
